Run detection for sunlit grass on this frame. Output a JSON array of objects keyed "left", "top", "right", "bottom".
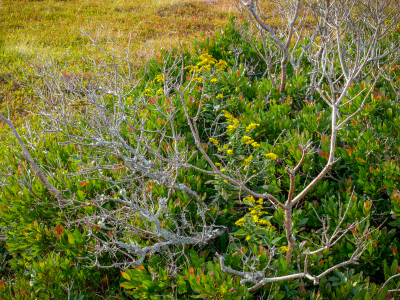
[{"left": 0, "top": 0, "right": 237, "bottom": 165}]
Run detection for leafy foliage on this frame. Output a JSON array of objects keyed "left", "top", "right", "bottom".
[{"left": 0, "top": 12, "right": 400, "bottom": 300}]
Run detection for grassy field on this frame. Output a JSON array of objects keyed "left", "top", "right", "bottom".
[
  {"left": 0, "top": 0, "right": 236, "bottom": 58},
  {"left": 0, "top": 0, "right": 236, "bottom": 111},
  {"left": 0, "top": 0, "right": 236, "bottom": 163}
]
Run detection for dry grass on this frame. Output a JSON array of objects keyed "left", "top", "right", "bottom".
[{"left": 0, "top": 0, "right": 236, "bottom": 59}]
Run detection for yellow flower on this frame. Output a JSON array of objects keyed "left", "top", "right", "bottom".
[
  {"left": 246, "top": 123, "right": 260, "bottom": 132},
  {"left": 198, "top": 65, "right": 211, "bottom": 72},
  {"left": 246, "top": 235, "right": 251, "bottom": 241},
  {"left": 265, "top": 153, "right": 278, "bottom": 160},
  {"left": 235, "top": 218, "right": 246, "bottom": 227},
  {"left": 241, "top": 136, "right": 252, "bottom": 143},
  {"left": 155, "top": 74, "right": 164, "bottom": 82},
  {"left": 210, "top": 78, "right": 218, "bottom": 83},
  {"left": 251, "top": 142, "right": 260, "bottom": 148},
  {"left": 222, "top": 110, "right": 239, "bottom": 126},
  {"left": 156, "top": 88, "right": 163, "bottom": 95},
  {"left": 216, "top": 94, "right": 223, "bottom": 99},
  {"left": 226, "top": 125, "right": 236, "bottom": 132},
  {"left": 223, "top": 110, "right": 233, "bottom": 118},
  {"left": 243, "top": 155, "right": 254, "bottom": 166},
  {"left": 249, "top": 208, "right": 258, "bottom": 215},
  {"left": 215, "top": 59, "right": 228, "bottom": 71},
  {"left": 259, "top": 219, "right": 271, "bottom": 226},
  {"left": 198, "top": 53, "right": 217, "bottom": 65},
  {"left": 215, "top": 163, "right": 221, "bottom": 167},
  {"left": 224, "top": 180, "right": 228, "bottom": 183},
  {"left": 221, "top": 168, "right": 226, "bottom": 172},
  {"left": 257, "top": 198, "right": 264, "bottom": 205},
  {"left": 209, "top": 138, "right": 219, "bottom": 146},
  {"left": 243, "top": 196, "right": 255, "bottom": 203},
  {"left": 194, "top": 77, "right": 203, "bottom": 83},
  {"left": 252, "top": 215, "right": 259, "bottom": 223},
  {"left": 227, "top": 149, "right": 233, "bottom": 155},
  {"left": 223, "top": 144, "right": 229, "bottom": 149},
  {"left": 279, "top": 246, "right": 289, "bottom": 253}
]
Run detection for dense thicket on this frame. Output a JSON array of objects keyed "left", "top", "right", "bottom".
[{"left": 0, "top": 10, "right": 400, "bottom": 300}]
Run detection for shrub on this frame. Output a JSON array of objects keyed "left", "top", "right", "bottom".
[{"left": 1, "top": 1, "right": 400, "bottom": 299}]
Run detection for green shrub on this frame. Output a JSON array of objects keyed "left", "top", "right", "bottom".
[{"left": 1, "top": 11, "right": 400, "bottom": 300}]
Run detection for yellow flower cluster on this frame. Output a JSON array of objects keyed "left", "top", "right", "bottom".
[
  {"left": 185, "top": 64, "right": 210, "bottom": 73},
  {"left": 243, "top": 155, "right": 254, "bottom": 166},
  {"left": 241, "top": 136, "right": 260, "bottom": 148},
  {"left": 244, "top": 197, "right": 276, "bottom": 231},
  {"left": 198, "top": 53, "right": 217, "bottom": 66},
  {"left": 209, "top": 138, "right": 219, "bottom": 146},
  {"left": 223, "top": 110, "right": 239, "bottom": 126},
  {"left": 246, "top": 123, "right": 260, "bottom": 132},
  {"left": 226, "top": 125, "right": 237, "bottom": 132},
  {"left": 216, "top": 94, "right": 224, "bottom": 99},
  {"left": 249, "top": 205, "right": 267, "bottom": 216},
  {"left": 279, "top": 246, "right": 289, "bottom": 253},
  {"left": 210, "top": 78, "right": 218, "bottom": 83},
  {"left": 258, "top": 219, "right": 272, "bottom": 226},
  {"left": 243, "top": 196, "right": 256, "bottom": 203},
  {"left": 227, "top": 149, "right": 233, "bottom": 155},
  {"left": 215, "top": 163, "right": 221, "bottom": 167},
  {"left": 241, "top": 136, "right": 252, "bottom": 143},
  {"left": 194, "top": 78, "right": 203, "bottom": 83},
  {"left": 184, "top": 54, "right": 227, "bottom": 74},
  {"left": 155, "top": 74, "right": 165, "bottom": 83},
  {"left": 235, "top": 218, "right": 246, "bottom": 227},
  {"left": 156, "top": 88, "right": 163, "bottom": 95},
  {"left": 265, "top": 153, "right": 278, "bottom": 160},
  {"left": 215, "top": 59, "right": 228, "bottom": 71}
]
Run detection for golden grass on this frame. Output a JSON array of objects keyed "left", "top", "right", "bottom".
[{"left": 0, "top": 0, "right": 236, "bottom": 59}]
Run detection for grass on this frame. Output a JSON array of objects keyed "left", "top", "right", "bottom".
[
  {"left": 0, "top": 0, "right": 237, "bottom": 165},
  {"left": 0, "top": 0, "right": 236, "bottom": 109},
  {"left": 0, "top": 0, "right": 235, "bottom": 58}
]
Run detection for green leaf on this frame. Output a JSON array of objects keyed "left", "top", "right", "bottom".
[
  {"left": 121, "top": 271, "right": 132, "bottom": 281},
  {"left": 120, "top": 282, "right": 137, "bottom": 289},
  {"left": 68, "top": 233, "right": 75, "bottom": 245},
  {"left": 262, "top": 185, "right": 281, "bottom": 193}
]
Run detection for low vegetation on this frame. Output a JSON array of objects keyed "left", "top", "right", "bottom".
[{"left": 0, "top": 0, "right": 400, "bottom": 299}]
